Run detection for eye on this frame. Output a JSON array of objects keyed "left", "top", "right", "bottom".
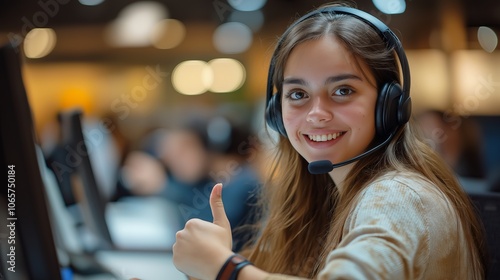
[
  {"left": 285, "top": 90, "right": 307, "bottom": 100},
  {"left": 333, "top": 87, "right": 354, "bottom": 96}
]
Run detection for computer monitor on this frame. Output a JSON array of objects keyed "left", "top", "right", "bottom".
[
  {"left": 468, "top": 191, "right": 500, "bottom": 280},
  {"left": 0, "top": 43, "right": 62, "bottom": 279},
  {"left": 59, "top": 108, "right": 114, "bottom": 252}
]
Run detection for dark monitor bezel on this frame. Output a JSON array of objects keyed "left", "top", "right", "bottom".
[{"left": 0, "top": 42, "right": 62, "bottom": 279}]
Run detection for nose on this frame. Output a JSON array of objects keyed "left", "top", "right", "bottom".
[{"left": 306, "top": 96, "right": 333, "bottom": 123}]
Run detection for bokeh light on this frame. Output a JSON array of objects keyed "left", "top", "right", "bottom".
[
  {"left": 477, "top": 26, "right": 498, "bottom": 53},
  {"left": 228, "top": 0, "right": 267, "bottom": 12},
  {"left": 213, "top": 22, "right": 252, "bottom": 54},
  {"left": 373, "top": 0, "right": 406, "bottom": 14},
  {"left": 79, "top": 0, "right": 105, "bottom": 6},
  {"left": 151, "top": 19, "right": 186, "bottom": 49},
  {"left": 172, "top": 60, "right": 213, "bottom": 95},
  {"left": 105, "top": 1, "right": 168, "bottom": 47},
  {"left": 24, "top": 28, "right": 57, "bottom": 59},
  {"left": 208, "top": 58, "right": 246, "bottom": 93}
]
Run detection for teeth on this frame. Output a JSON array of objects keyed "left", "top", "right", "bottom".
[{"left": 308, "top": 133, "right": 343, "bottom": 142}]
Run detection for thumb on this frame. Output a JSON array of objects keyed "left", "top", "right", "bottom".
[{"left": 210, "top": 183, "right": 230, "bottom": 230}]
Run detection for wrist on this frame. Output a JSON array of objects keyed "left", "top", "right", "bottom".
[
  {"left": 238, "top": 265, "right": 269, "bottom": 280},
  {"left": 216, "top": 254, "right": 253, "bottom": 280}
]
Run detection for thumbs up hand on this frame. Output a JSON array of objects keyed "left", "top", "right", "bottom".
[
  {"left": 173, "top": 183, "right": 234, "bottom": 280},
  {"left": 209, "top": 183, "right": 233, "bottom": 249}
]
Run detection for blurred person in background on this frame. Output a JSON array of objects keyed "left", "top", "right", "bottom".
[
  {"left": 416, "top": 109, "right": 487, "bottom": 179},
  {"left": 120, "top": 114, "right": 262, "bottom": 252}
]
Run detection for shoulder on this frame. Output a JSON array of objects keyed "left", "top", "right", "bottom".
[
  {"left": 346, "top": 170, "right": 457, "bottom": 239},
  {"left": 359, "top": 170, "right": 448, "bottom": 209},
  {"left": 348, "top": 171, "right": 430, "bottom": 225},
  {"left": 327, "top": 172, "right": 468, "bottom": 279}
]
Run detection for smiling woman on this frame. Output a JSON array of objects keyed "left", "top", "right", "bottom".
[{"left": 170, "top": 3, "right": 488, "bottom": 280}]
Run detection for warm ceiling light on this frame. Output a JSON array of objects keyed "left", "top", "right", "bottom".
[
  {"left": 59, "top": 87, "right": 94, "bottom": 115},
  {"left": 213, "top": 22, "right": 252, "bottom": 54},
  {"left": 172, "top": 60, "right": 213, "bottom": 95},
  {"left": 477, "top": 26, "right": 498, "bottom": 53},
  {"left": 406, "top": 50, "right": 449, "bottom": 110},
  {"left": 208, "top": 58, "right": 246, "bottom": 93},
  {"left": 24, "top": 28, "right": 57, "bottom": 59},
  {"left": 151, "top": 19, "right": 186, "bottom": 49},
  {"left": 105, "top": 1, "right": 168, "bottom": 47},
  {"left": 451, "top": 50, "right": 500, "bottom": 115}
]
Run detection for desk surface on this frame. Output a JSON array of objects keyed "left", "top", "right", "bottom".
[
  {"left": 105, "top": 197, "right": 182, "bottom": 251},
  {"left": 92, "top": 250, "right": 187, "bottom": 280}
]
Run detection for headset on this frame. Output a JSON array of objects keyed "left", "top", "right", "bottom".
[{"left": 265, "top": 6, "right": 412, "bottom": 140}]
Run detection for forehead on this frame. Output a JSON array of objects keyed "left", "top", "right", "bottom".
[
  {"left": 291, "top": 35, "right": 348, "bottom": 57},
  {"left": 283, "top": 35, "right": 372, "bottom": 82}
]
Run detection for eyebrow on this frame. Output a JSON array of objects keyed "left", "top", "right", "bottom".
[{"left": 283, "top": 74, "right": 362, "bottom": 86}]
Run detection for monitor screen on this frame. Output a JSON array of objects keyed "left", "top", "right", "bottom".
[
  {"left": 59, "top": 108, "right": 114, "bottom": 252},
  {"left": 0, "top": 42, "right": 62, "bottom": 279}
]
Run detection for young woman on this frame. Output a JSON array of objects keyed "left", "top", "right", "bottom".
[{"left": 172, "top": 3, "right": 487, "bottom": 280}]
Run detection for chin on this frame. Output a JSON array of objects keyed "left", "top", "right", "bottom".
[
  {"left": 305, "top": 156, "right": 332, "bottom": 164},
  {"left": 300, "top": 151, "right": 338, "bottom": 165}
]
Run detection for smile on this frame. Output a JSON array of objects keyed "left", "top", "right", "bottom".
[{"left": 307, "top": 132, "right": 345, "bottom": 142}]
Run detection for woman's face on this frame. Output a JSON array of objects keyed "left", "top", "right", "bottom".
[{"left": 281, "top": 35, "right": 378, "bottom": 166}]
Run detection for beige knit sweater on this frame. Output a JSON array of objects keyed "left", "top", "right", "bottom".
[{"left": 265, "top": 171, "right": 474, "bottom": 280}]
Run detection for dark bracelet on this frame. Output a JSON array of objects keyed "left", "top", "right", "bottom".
[
  {"left": 215, "top": 254, "right": 252, "bottom": 280},
  {"left": 229, "top": 259, "right": 252, "bottom": 280},
  {"left": 216, "top": 254, "right": 236, "bottom": 280}
]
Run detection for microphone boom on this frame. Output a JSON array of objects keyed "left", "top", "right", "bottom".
[{"left": 307, "top": 132, "right": 395, "bottom": 174}]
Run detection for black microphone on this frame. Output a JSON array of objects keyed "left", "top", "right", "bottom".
[
  {"left": 307, "top": 132, "right": 395, "bottom": 174},
  {"left": 308, "top": 160, "right": 336, "bottom": 174}
]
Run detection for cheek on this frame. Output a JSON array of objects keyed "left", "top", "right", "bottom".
[
  {"left": 357, "top": 112, "right": 376, "bottom": 137},
  {"left": 282, "top": 107, "right": 294, "bottom": 128},
  {"left": 282, "top": 111, "right": 303, "bottom": 144},
  {"left": 342, "top": 106, "right": 375, "bottom": 135}
]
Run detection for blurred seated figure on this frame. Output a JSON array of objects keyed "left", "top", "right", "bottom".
[
  {"left": 120, "top": 116, "right": 262, "bottom": 251},
  {"left": 120, "top": 150, "right": 167, "bottom": 196},
  {"left": 416, "top": 109, "right": 487, "bottom": 179}
]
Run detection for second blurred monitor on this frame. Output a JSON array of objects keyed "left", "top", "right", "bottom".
[{"left": 50, "top": 109, "right": 181, "bottom": 253}]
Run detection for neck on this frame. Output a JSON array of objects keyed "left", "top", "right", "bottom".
[{"left": 328, "top": 162, "right": 355, "bottom": 193}]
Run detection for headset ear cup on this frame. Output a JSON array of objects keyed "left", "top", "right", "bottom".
[
  {"left": 376, "top": 82, "right": 404, "bottom": 138},
  {"left": 398, "top": 95, "right": 412, "bottom": 125},
  {"left": 265, "top": 93, "right": 287, "bottom": 137}
]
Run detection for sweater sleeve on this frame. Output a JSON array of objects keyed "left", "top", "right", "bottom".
[{"left": 318, "top": 179, "right": 431, "bottom": 280}]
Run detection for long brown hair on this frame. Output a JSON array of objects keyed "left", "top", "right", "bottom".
[{"left": 243, "top": 2, "right": 487, "bottom": 279}]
